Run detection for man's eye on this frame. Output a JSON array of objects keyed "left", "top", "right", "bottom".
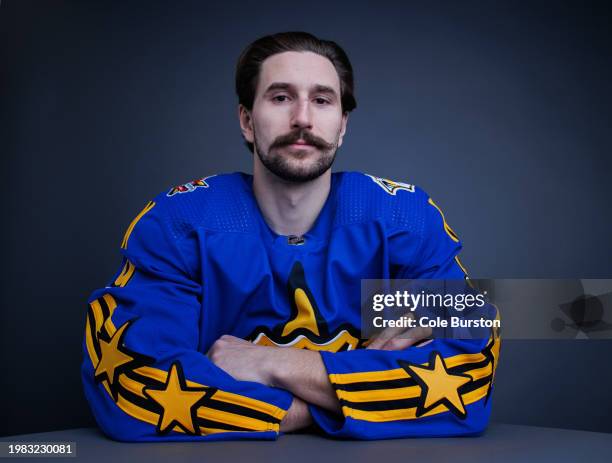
[
  {"left": 273, "top": 95, "right": 289, "bottom": 102},
  {"left": 315, "top": 97, "right": 330, "bottom": 105}
]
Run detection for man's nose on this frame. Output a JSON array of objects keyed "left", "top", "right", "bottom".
[{"left": 290, "top": 99, "right": 313, "bottom": 130}]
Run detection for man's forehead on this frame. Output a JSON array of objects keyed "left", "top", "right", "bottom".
[{"left": 257, "top": 51, "right": 341, "bottom": 94}]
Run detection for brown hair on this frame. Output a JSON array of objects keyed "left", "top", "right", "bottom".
[{"left": 236, "top": 31, "right": 357, "bottom": 152}]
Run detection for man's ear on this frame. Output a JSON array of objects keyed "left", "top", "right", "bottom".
[
  {"left": 238, "top": 104, "right": 254, "bottom": 144},
  {"left": 338, "top": 112, "right": 349, "bottom": 148}
]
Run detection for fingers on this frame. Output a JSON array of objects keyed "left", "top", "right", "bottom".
[
  {"left": 381, "top": 326, "right": 432, "bottom": 350},
  {"left": 207, "top": 335, "right": 250, "bottom": 359},
  {"left": 367, "top": 326, "right": 433, "bottom": 351},
  {"left": 367, "top": 312, "right": 415, "bottom": 350}
]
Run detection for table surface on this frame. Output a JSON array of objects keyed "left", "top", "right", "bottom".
[{"left": 1, "top": 423, "right": 611, "bottom": 463}]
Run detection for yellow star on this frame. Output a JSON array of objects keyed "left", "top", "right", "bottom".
[
  {"left": 144, "top": 363, "right": 210, "bottom": 435},
  {"left": 95, "top": 322, "right": 134, "bottom": 387},
  {"left": 401, "top": 352, "right": 472, "bottom": 418}
]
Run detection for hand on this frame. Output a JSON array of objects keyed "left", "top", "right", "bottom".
[
  {"left": 208, "top": 336, "right": 342, "bottom": 415},
  {"left": 207, "top": 334, "right": 278, "bottom": 386},
  {"left": 280, "top": 396, "right": 313, "bottom": 433},
  {"left": 366, "top": 312, "right": 433, "bottom": 350}
]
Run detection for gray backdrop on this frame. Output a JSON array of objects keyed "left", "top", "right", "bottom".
[{"left": 1, "top": 0, "right": 611, "bottom": 437}]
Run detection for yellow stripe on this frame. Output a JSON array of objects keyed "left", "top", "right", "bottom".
[
  {"left": 428, "top": 197, "right": 460, "bottom": 243},
  {"left": 116, "top": 391, "right": 160, "bottom": 427},
  {"left": 464, "top": 364, "right": 492, "bottom": 381},
  {"left": 455, "top": 256, "right": 469, "bottom": 276},
  {"left": 199, "top": 427, "right": 239, "bottom": 435},
  {"left": 343, "top": 404, "right": 440, "bottom": 421},
  {"left": 103, "top": 318, "right": 116, "bottom": 337},
  {"left": 337, "top": 385, "right": 421, "bottom": 403},
  {"left": 85, "top": 319, "right": 99, "bottom": 366},
  {"left": 330, "top": 368, "right": 409, "bottom": 385},
  {"left": 196, "top": 407, "right": 274, "bottom": 432},
  {"left": 118, "top": 374, "right": 147, "bottom": 399},
  {"left": 213, "top": 390, "right": 288, "bottom": 421},
  {"left": 102, "top": 294, "right": 118, "bottom": 333},
  {"left": 121, "top": 201, "right": 156, "bottom": 249},
  {"left": 114, "top": 260, "right": 136, "bottom": 287},
  {"left": 444, "top": 352, "right": 487, "bottom": 369},
  {"left": 134, "top": 366, "right": 167, "bottom": 383},
  {"left": 90, "top": 300, "right": 104, "bottom": 334},
  {"left": 461, "top": 383, "right": 490, "bottom": 405},
  {"left": 103, "top": 293, "right": 118, "bottom": 313}
]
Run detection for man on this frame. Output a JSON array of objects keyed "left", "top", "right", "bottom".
[{"left": 82, "top": 31, "right": 500, "bottom": 441}]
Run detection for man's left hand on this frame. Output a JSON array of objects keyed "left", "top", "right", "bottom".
[{"left": 207, "top": 334, "right": 278, "bottom": 385}]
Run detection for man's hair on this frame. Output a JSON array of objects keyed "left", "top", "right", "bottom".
[{"left": 236, "top": 31, "right": 357, "bottom": 153}]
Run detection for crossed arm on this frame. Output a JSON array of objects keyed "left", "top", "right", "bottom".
[{"left": 207, "top": 323, "right": 432, "bottom": 432}]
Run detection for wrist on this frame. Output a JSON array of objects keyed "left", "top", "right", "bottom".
[{"left": 266, "top": 347, "right": 288, "bottom": 389}]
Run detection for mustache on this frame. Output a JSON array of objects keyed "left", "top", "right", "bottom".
[{"left": 270, "top": 129, "right": 335, "bottom": 151}]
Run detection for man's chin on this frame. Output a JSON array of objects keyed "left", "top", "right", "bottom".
[
  {"left": 266, "top": 159, "right": 332, "bottom": 183},
  {"left": 256, "top": 142, "right": 337, "bottom": 183}
]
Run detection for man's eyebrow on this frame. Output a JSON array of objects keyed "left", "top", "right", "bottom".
[
  {"left": 263, "top": 82, "right": 339, "bottom": 98},
  {"left": 311, "top": 84, "right": 338, "bottom": 98},
  {"left": 264, "top": 82, "right": 293, "bottom": 94}
]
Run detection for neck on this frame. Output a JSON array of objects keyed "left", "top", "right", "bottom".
[{"left": 252, "top": 156, "right": 331, "bottom": 237}]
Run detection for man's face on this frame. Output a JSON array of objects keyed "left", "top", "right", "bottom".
[{"left": 242, "top": 51, "right": 348, "bottom": 183}]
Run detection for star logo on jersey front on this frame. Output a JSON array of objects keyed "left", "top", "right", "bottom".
[
  {"left": 248, "top": 262, "right": 362, "bottom": 352},
  {"left": 143, "top": 362, "right": 216, "bottom": 435},
  {"left": 398, "top": 351, "right": 472, "bottom": 419}
]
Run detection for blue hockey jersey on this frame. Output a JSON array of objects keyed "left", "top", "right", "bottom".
[{"left": 82, "top": 171, "right": 500, "bottom": 441}]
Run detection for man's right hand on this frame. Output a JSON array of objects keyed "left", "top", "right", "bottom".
[
  {"left": 366, "top": 313, "right": 432, "bottom": 350},
  {"left": 280, "top": 396, "right": 313, "bottom": 433}
]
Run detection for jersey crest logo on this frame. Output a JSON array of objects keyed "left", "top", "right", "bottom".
[
  {"left": 248, "top": 261, "right": 362, "bottom": 352},
  {"left": 367, "top": 174, "right": 415, "bottom": 195},
  {"left": 167, "top": 175, "right": 216, "bottom": 197}
]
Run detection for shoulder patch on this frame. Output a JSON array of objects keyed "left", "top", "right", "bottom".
[
  {"left": 166, "top": 175, "right": 216, "bottom": 197},
  {"left": 366, "top": 174, "right": 415, "bottom": 195}
]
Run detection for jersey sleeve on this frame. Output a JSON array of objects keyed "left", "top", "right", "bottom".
[
  {"left": 81, "top": 199, "right": 292, "bottom": 442},
  {"left": 307, "top": 193, "right": 500, "bottom": 439},
  {"left": 392, "top": 195, "right": 468, "bottom": 279}
]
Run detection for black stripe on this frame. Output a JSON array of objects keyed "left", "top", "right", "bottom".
[
  {"left": 96, "top": 296, "right": 115, "bottom": 339},
  {"left": 117, "top": 382, "right": 163, "bottom": 415},
  {"left": 98, "top": 296, "right": 111, "bottom": 320},
  {"left": 334, "top": 377, "right": 417, "bottom": 391},
  {"left": 124, "top": 369, "right": 165, "bottom": 389},
  {"left": 450, "top": 357, "right": 491, "bottom": 375},
  {"left": 87, "top": 307, "right": 101, "bottom": 359},
  {"left": 205, "top": 398, "right": 281, "bottom": 425},
  {"left": 340, "top": 396, "right": 420, "bottom": 411},
  {"left": 195, "top": 417, "right": 257, "bottom": 432},
  {"left": 459, "top": 374, "right": 492, "bottom": 395},
  {"left": 124, "top": 370, "right": 281, "bottom": 424}
]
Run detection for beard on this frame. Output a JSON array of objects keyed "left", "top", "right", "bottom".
[{"left": 254, "top": 128, "right": 340, "bottom": 183}]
